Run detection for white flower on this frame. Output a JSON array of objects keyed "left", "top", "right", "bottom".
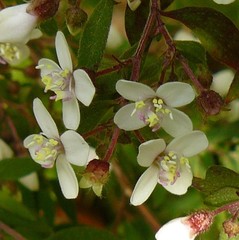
[
  {"left": 155, "top": 217, "right": 196, "bottom": 240},
  {"left": 212, "top": 0, "right": 235, "bottom": 4},
  {"left": 210, "top": 69, "right": 234, "bottom": 97},
  {"left": 37, "top": 31, "right": 95, "bottom": 130},
  {"left": 127, "top": 0, "right": 141, "bottom": 11},
  {"left": 130, "top": 131, "right": 208, "bottom": 206},
  {"left": 0, "top": 4, "right": 42, "bottom": 65},
  {"left": 0, "top": 138, "right": 13, "bottom": 159},
  {"left": 114, "top": 80, "right": 195, "bottom": 138},
  {"left": 23, "top": 98, "right": 90, "bottom": 199}
]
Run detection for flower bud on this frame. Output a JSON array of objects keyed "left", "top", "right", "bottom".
[
  {"left": 27, "top": 0, "right": 60, "bottom": 20},
  {"left": 223, "top": 219, "right": 239, "bottom": 238},
  {"left": 65, "top": 6, "right": 88, "bottom": 36},
  {"left": 80, "top": 159, "right": 110, "bottom": 197},
  {"left": 197, "top": 90, "right": 224, "bottom": 115},
  {"left": 155, "top": 211, "right": 213, "bottom": 240}
]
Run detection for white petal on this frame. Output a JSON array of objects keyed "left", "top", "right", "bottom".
[
  {"left": 155, "top": 217, "right": 195, "bottom": 240},
  {"left": 62, "top": 98, "right": 80, "bottom": 130},
  {"left": 137, "top": 139, "right": 166, "bottom": 167},
  {"left": 56, "top": 154, "right": 79, "bottom": 199},
  {"left": 33, "top": 98, "right": 59, "bottom": 139},
  {"left": 116, "top": 80, "right": 155, "bottom": 101},
  {"left": 0, "top": 4, "right": 38, "bottom": 43},
  {"left": 0, "top": 139, "right": 13, "bottom": 159},
  {"left": 55, "top": 31, "right": 73, "bottom": 71},
  {"left": 60, "top": 130, "right": 89, "bottom": 166},
  {"left": 130, "top": 165, "right": 159, "bottom": 206},
  {"left": 37, "top": 58, "right": 61, "bottom": 77},
  {"left": 127, "top": 0, "right": 141, "bottom": 11},
  {"left": 29, "top": 29, "right": 42, "bottom": 40},
  {"left": 156, "top": 82, "right": 195, "bottom": 107},
  {"left": 160, "top": 108, "right": 193, "bottom": 138},
  {"left": 74, "top": 69, "right": 95, "bottom": 106},
  {"left": 19, "top": 172, "right": 39, "bottom": 191},
  {"left": 162, "top": 165, "right": 193, "bottom": 195},
  {"left": 166, "top": 131, "right": 208, "bottom": 157},
  {"left": 114, "top": 103, "right": 146, "bottom": 130},
  {"left": 213, "top": 0, "right": 235, "bottom": 4}
]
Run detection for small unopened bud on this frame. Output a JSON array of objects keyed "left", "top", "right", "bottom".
[
  {"left": 65, "top": 6, "right": 88, "bottom": 36},
  {"left": 27, "top": 0, "right": 60, "bottom": 19},
  {"left": 80, "top": 159, "right": 110, "bottom": 197},
  {"left": 197, "top": 90, "right": 224, "bottom": 115},
  {"left": 223, "top": 219, "right": 239, "bottom": 238},
  {"left": 155, "top": 211, "right": 213, "bottom": 240}
]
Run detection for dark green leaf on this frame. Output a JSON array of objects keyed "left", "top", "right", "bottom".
[
  {"left": 79, "top": 100, "right": 114, "bottom": 132},
  {"left": 39, "top": 18, "right": 58, "bottom": 36},
  {"left": 193, "top": 166, "right": 239, "bottom": 194},
  {"left": 205, "top": 187, "right": 239, "bottom": 206},
  {"left": 46, "top": 226, "right": 118, "bottom": 240},
  {"left": 175, "top": 41, "right": 207, "bottom": 65},
  {"left": 0, "top": 157, "right": 40, "bottom": 180},
  {"left": 162, "top": 7, "right": 239, "bottom": 70},
  {"left": 160, "top": 0, "right": 174, "bottom": 10},
  {"left": 125, "top": 0, "right": 149, "bottom": 45},
  {"left": 78, "top": 0, "right": 114, "bottom": 71},
  {"left": 226, "top": 71, "right": 238, "bottom": 103}
]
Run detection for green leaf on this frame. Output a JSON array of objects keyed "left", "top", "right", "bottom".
[
  {"left": 0, "top": 157, "right": 40, "bottom": 180},
  {"left": 193, "top": 166, "right": 239, "bottom": 206},
  {"left": 226, "top": 71, "right": 239, "bottom": 103},
  {"left": 78, "top": 0, "right": 114, "bottom": 71},
  {"left": 46, "top": 226, "right": 118, "bottom": 240},
  {"left": 125, "top": 0, "right": 149, "bottom": 45},
  {"left": 162, "top": 7, "right": 239, "bottom": 70},
  {"left": 205, "top": 187, "right": 239, "bottom": 206},
  {"left": 193, "top": 166, "right": 239, "bottom": 195}
]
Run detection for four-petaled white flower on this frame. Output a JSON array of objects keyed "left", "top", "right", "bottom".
[
  {"left": 130, "top": 131, "right": 208, "bottom": 206},
  {"left": 114, "top": 80, "right": 195, "bottom": 138},
  {"left": 127, "top": 0, "right": 141, "bottom": 11},
  {"left": 24, "top": 98, "right": 90, "bottom": 199},
  {"left": 0, "top": 3, "right": 42, "bottom": 65},
  {"left": 37, "top": 31, "right": 95, "bottom": 130},
  {"left": 155, "top": 217, "right": 196, "bottom": 240}
]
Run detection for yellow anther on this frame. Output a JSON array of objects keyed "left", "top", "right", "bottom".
[
  {"left": 135, "top": 100, "right": 145, "bottom": 109},
  {"left": 146, "top": 112, "right": 159, "bottom": 127},
  {"left": 49, "top": 139, "right": 58, "bottom": 146}
]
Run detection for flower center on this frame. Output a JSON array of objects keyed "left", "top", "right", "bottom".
[
  {"left": 0, "top": 43, "right": 20, "bottom": 64},
  {"left": 132, "top": 97, "right": 173, "bottom": 131},
  {"left": 26, "top": 134, "right": 62, "bottom": 168},
  {"left": 156, "top": 151, "right": 189, "bottom": 186},
  {"left": 41, "top": 68, "right": 72, "bottom": 101}
]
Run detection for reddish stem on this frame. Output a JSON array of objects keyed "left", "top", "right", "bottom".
[
  {"left": 102, "top": 127, "right": 120, "bottom": 162},
  {"left": 130, "top": 0, "right": 158, "bottom": 81},
  {"left": 0, "top": 221, "right": 26, "bottom": 240},
  {"left": 96, "top": 59, "right": 132, "bottom": 77}
]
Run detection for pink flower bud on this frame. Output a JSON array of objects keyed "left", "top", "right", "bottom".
[{"left": 155, "top": 211, "right": 213, "bottom": 240}]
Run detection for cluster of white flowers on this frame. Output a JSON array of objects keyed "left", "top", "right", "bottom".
[
  {"left": 23, "top": 30, "right": 96, "bottom": 199},
  {"left": 113, "top": 80, "right": 209, "bottom": 208}
]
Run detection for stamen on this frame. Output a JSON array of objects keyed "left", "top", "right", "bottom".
[{"left": 0, "top": 43, "right": 20, "bottom": 63}]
